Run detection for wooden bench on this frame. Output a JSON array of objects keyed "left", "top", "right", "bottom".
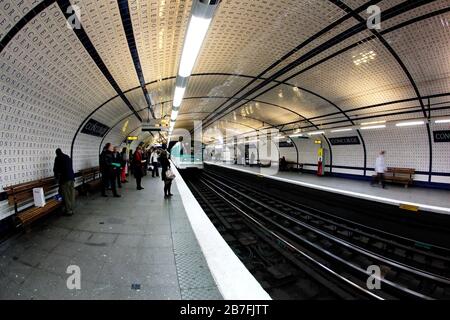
[
  {"left": 384, "top": 167, "right": 415, "bottom": 188},
  {"left": 374, "top": 167, "right": 415, "bottom": 188},
  {"left": 77, "top": 166, "right": 101, "bottom": 195},
  {"left": 4, "top": 177, "right": 62, "bottom": 227},
  {"left": 259, "top": 160, "right": 272, "bottom": 168},
  {"left": 281, "top": 161, "right": 303, "bottom": 172}
]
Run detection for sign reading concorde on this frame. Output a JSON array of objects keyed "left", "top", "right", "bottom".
[
  {"left": 433, "top": 130, "right": 450, "bottom": 143},
  {"left": 81, "top": 119, "right": 110, "bottom": 137},
  {"left": 329, "top": 136, "right": 361, "bottom": 146}
]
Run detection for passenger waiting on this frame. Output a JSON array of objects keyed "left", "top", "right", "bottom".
[
  {"left": 133, "top": 146, "right": 144, "bottom": 190},
  {"left": 279, "top": 156, "right": 288, "bottom": 171},
  {"left": 371, "top": 150, "right": 387, "bottom": 189},
  {"left": 128, "top": 149, "right": 134, "bottom": 176},
  {"left": 100, "top": 143, "right": 121, "bottom": 197},
  {"left": 150, "top": 148, "right": 160, "bottom": 178},
  {"left": 159, "top": 145, "right": 173, "bottom": 198},
  {"left": 53, "top": 148, "right": 75, "bottom": 216},
  {"left": 120, "top": 147, "right": 128, "bottom": 183},
  {"left": 112, "top": 146, "right": 122, "bottom": 189}
]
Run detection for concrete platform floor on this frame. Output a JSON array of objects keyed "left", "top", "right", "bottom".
[
  {"left": 0, "top": 173, "right": 222, "bottom": 300},
  {"left": 206, "top": 162, "right": 450, "bottom": 211}
]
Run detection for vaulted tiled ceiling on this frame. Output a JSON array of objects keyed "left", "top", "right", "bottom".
[{"left": 1, "top": 0, "right": 449, "bottom": 142}]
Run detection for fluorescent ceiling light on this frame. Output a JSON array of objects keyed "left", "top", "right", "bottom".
[
  {"left": 435, "top": 119, "right": 450, "bottom": 124},
  {"left": 173, "top": 86, "right": 186, "bottom": 107},
  {"left": 178, "top": 15, "right": 212, "bottom": 77},
  {"left": 171, "top": 110, "right": 179, "bottom": 121},
  {"left": 360, "top": 125, "right": 386, "bottom": 130},
  {"left": 308, "top": 131, "right": 325, "bottom": 136},
  {"left": 361, "top": 120, "right": 386, "bottom": 126},
  {"left": 331, "top": 128, "right": 352, "bottom": 133},
  {"left": 395, "top": 120, "right": 425, "bottom": 127},
  {"left": 289, "top": 133, "right": 304, "bottom": 138}
]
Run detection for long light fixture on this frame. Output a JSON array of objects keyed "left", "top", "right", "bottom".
[
  {"left": 331, "top": 128, "right": 352, "bottom": 133},
  {"left": 173, "top": 86, "right": 186, "bottom": 108},
  {"left": 360, "top": 124, "right": 386, "bottom": 130},
  {"left": 361, "top": 120, "right": 386, "bottom": 126},
  {"left": 289, "top": 133, "right": 304, "bottom": 138},
  {"left": 178, "top": 15, "right": 213, "bottom": 77},
  {"left": 171, "top": 110, "right": 179, "bottom": 121},
  {"left": 395, "top": 120, "right": 425, "bottom": 127},
  {"left": 435, "top": 119, "right": 450, "bottom": 124},
  {"left": 308, "top": 131, "right": 325, "bottom": 136},
  {"left": 168, "top": 0, "right": 220, "bottom": 138}
]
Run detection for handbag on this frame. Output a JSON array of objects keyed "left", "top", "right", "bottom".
[{"left": 165, "top": 169, "right": 176, "bottom": 181}]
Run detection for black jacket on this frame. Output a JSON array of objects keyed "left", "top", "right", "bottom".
[
  {"left": 159, "top": 151, "right": 171, "bottom": 170},
  {"left": 53, "top": 153, "right": 75, "bottom": 183},
  {"left": 112, "top": 152, "right": 123, "bottom": 168},
  {"left": 100, "top": 150, "right": 114, "bottom": 174}
]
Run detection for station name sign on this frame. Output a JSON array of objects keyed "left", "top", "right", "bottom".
[
  {"left": 81, "top": 119, "right": 110, "bottom": 137},
  {"left": 433, "top": 130, "right": 450, "bottom": 143},
  {"left": 278, "top": 140, "right": 294, "bottom": 148},
  {"left": 329, "top": 136, "right": 361, "bottom": 146}
]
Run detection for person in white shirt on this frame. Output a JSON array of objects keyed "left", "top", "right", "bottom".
[
  {"left": 371, "top": 150, "right": 386, "bottom": 188},
  {"left": 150, "top": 148, "right": 160, "bottom": 178}
]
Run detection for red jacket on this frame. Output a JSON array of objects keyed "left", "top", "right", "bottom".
[{"left": 134, "top": 151, "right": 142, "bottom": 167}]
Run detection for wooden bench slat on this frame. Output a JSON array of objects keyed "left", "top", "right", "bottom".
[
  {"left": 6, "top": 177, "right": 63, "bottom": 227},
  {"left": 17, "top": 200, "right": 62, "bottom": 226},
  {"left": 374, "top": 167, "right": 415, "bottom": 188}
]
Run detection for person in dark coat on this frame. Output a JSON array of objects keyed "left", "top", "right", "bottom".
[
  {"left": 120, "top": 147, "right": 128, "bottom": 183},
  {"left": 100, "top": 143, "right": 121, "bottom": 197},
  {"left": 112, "top": 146, "right": 122, "bottom": 188},
  {"left": 133, "top": 146, "right": 144, "bottom": 190},
  {"left": 53, "top": 148, "right": 75, "bottom": 215},
  {"left": 128, "top": 149, "right": 134, "bottom": 177},
  {"left": 159, "top": 145, "right": 172, "bottom": 198}
]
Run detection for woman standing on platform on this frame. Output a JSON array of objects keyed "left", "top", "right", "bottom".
[
  {"left": 159, "top": 145, "right": 173, "bottom": 198},
  {"left": 133, "top": 146, "right": 144, "bottom": 190},
  {"left": 128, "top": 149, "right": 134, "bottom": 177},
  {"left": 120, "top": 147, "right": 128, "bottom": 183}
]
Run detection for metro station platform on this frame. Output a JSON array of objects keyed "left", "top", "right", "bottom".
[
  {"left": 0, "top": 169, "right": 269, "bottom": 300},
  {"left": 204, "top": 162, "right": 450, "bottom": 215}
]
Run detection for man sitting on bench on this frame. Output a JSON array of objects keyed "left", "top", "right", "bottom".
[
  {"left": 371, "top": 150, "right": 386, "bottom": 189},
  {"left": 53, "top": 148, "right": 75, "bottom": 215}
]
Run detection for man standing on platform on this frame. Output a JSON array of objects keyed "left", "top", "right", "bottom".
[
  {"left": 371, "top": 150, "right": 387, "bottom": 189},
  {"left": 53, "top": 148, "right": 75, "bottom": 216},
  {"left": 100, "top": 143, "right": 121, "bottom": 198}
]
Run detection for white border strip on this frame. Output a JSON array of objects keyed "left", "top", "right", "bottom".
[
  {"left": 205, "top": 162, "right": 450, "bottom": 216},
  {"left": 171, "top": 163, "right": 271, "bottom": 300}
]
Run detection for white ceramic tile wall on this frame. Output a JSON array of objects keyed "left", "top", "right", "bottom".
[
  {"left": 325, "top": 131, "right": 365, "bottom": 169},
  {"left": 430, "top": 122, "right": 450, "bottom": 174},
  {"left": 361, "top": 126, "right": 431, "bottom": 173}
]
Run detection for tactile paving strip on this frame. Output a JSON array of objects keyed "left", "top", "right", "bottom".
[
  {"left": 181, "top": 287, "right": 223, "bottom": 300},
  {"left": 170, "top": 206, "right": 222, "bottom": 299},
  {"left": 171, "top": 231, "right": 202, "bottom": 255}
]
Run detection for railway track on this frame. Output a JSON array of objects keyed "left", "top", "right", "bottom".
[
  {"left": 186, "top": 176, "right": 369, "bottom": 299},
  {"left": 183, "top": 168, "right": 450, "bottom": 300}
]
